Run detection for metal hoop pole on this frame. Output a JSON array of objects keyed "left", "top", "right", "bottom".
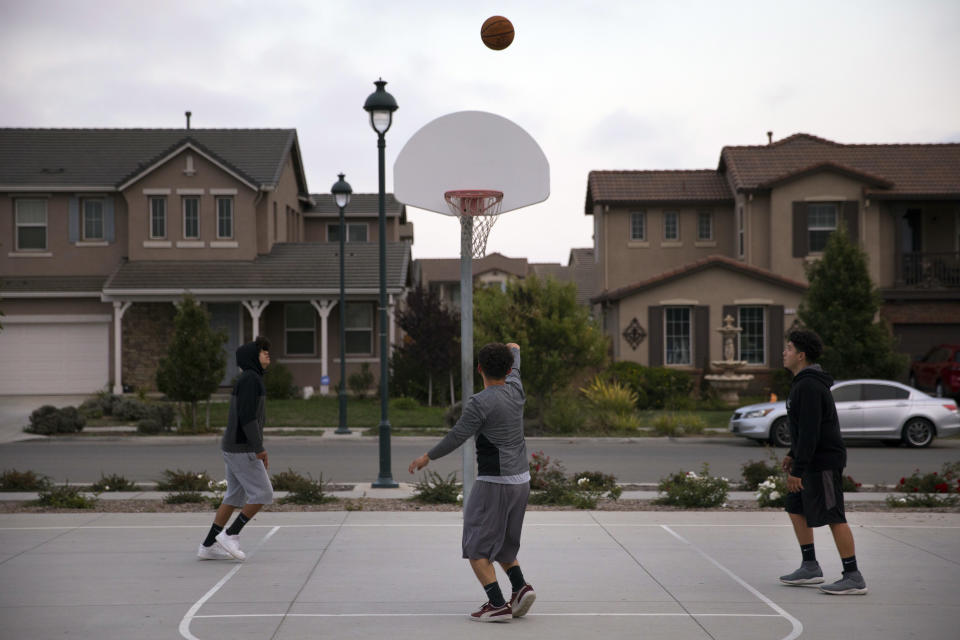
[{"left": 460, "top": 215, "right": 476, "bottom": 508}]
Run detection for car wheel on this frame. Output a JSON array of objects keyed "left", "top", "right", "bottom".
[
  {"left": 902, "top": 418, "right": 935, "bottom": 448},
  {"left": 908, "top": 373, "right": 917, "bottom": 389},
  {"left": 935, "top": 380, "right": 944, "bottom": 398},
  {"left": 770, "top": 417, "right": 791, "bottom": 448}
]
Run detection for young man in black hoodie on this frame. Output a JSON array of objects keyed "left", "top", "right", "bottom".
[
  {"left": 197, "top": 336, "right": 273, "bottom": 561},
  {"left": 779, "top": 329, "right": 867, "bottom": 595}
]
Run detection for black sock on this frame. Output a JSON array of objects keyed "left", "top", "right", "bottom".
[
  {"left": 841, "top": 555, "right": 858, "bottom": 573},
  {"left": 202, "top": 524, "right": 223, "bottom": 547},
  {"left": 506, "top": 565, "right": 526, "bottom": 592},
  {"left": 225, "top": 513, "right": 250, "bottom": 536},
  {"left": 800, "top": 543, "right": 816, "bottom": 563},
  {"left": 484, "top": 581, "right": 506, "bottom": 607}
]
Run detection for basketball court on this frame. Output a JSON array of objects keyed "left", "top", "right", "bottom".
[{"left": 1, "top": 510, "right": 957, "bottom": 639}]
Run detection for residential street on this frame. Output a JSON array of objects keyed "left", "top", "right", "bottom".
[{"left": 1, "top": 434, "right": 957, "bottom": 486}]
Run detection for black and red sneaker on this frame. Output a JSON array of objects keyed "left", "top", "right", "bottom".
[
  {"left": 510, "top": 583, "right": 536, "bottom": 618},
  {"left": 470, "top": 601, "right": 512, "bottom": 622}
]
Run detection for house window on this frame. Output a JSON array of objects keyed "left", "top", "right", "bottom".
[
  {"left": 808, "top": 203, "right": 837, "bottom": 252},
  {"left": 328, "top": 223, "right": 369, "bottom": 243},
  {"left": 345, "top": 302, "right": 374, "bottom": 354},
  {"left": 664, "top": 211, "right": 679, "bottom": 240},
  {"left": 697, "top": 211, "right": 713, "bottom": 241},
  {"left": 15, "top": 199, "right": 47, "bottom": 250},
  {"left": 149, "top": 197, "right": 167, "bottom": 239},
  {"left": 82, "top": 199, "right": 104, "bottom": 240},
  {"left": 737, "top": 206, "right": 744, "bottom": 257},
  {"left": 284, "top": 303, "right": 316, "bottom": 355},
  {"left": 182, "top": 197, "right": 200, "bottom": 239},
  {"left": 630, "top": 211, "right": 646, "bottom": 241},
  {"left": 216, "top": 197, "right": 233, "bottom": 238},
  {"left": 738, "top": 306, "right": 765, "bottom": 364},
  {"left": 664, "top": 307, "right": 691, "bottom": 365}
]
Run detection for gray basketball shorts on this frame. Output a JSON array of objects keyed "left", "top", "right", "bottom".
[
  {"left": 222, "top": 451, "right": 274, "bottom": 507},
  {"left": 462, "top": 480, "right": 530, "bottom": 563}
]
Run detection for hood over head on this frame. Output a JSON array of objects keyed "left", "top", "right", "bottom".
[
  {"left": 793, "top": 363, "right": 833, "bottom": 388},
  {"left": 236, "top": 341, "right": 264, "bottom": 375}
]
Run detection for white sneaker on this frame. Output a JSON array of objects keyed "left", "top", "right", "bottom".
[
  {"left": 196, "top": 542, "right": 233, "bottom": 560},
  {"left": 215, "top": 531, "right": 246, "bottom": 561}
]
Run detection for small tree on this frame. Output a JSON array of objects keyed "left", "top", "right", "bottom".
[
  {"left": 474, "top": 275, "right": 608, "bottom": 423},
  {"left": 394, "top": 285, "right": 460, "bottom": 406},
  {"left": 798, "top": 225, "right": 907, "bottom": 380},
  {"left": 156, "top": 296, "right": 227, "bottom": 430}
]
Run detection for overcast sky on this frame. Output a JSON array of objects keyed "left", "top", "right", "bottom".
[{"left": 2, "top": 0, "right": 958, "bottom": 263}]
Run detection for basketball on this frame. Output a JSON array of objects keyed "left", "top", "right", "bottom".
[{"left": 481, "top": 15, "right": 514, "bottom": 50}]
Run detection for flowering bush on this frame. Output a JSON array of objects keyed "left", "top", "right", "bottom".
[
  {"left": 529, "top": 450, "right": 567, "bottom": 491},
  {"left": 842, "top": 474, "right": 861, "bottom": 492},
  {"left": 655, "top": 464, "right": 729, "bottom": 508},
  {"left": 886, "top": 462, "right": 960, "bottom": 507},
  {"left": 755, "top": 475, "right": 787, "bottom": 508},
  {"left": 529, "top": 452, "right": 621, "bottom": 508}
]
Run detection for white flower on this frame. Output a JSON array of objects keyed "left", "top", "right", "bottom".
[
  {"left": 578, "top": 477, "right": 588, "bottom": 486},
  {"left": 898, "top": 497, "right": 907, "bottom": 503},
  {"left": 721, "top": 477, "right": 729, "bottom": 483},
  {"left": 755, "top": 492, "right": 762, "bottom": 499},
  {"left": 197, "top": 474, "right": 203, "bottom": 479},
  {"left": 104, "top": 485, "right": 110, "bottom": 491},
  {"left": 769, "top": 491, "right": 780, "bottom": 500},
  {"left": 686, "top": 471, "right": 698, "bottom": 479},
  {"left": 457, "top": 493, "right": 463, "bottom": 502},
  {"left": 218, "top": 480, "right": 227, "bottom": 488}
]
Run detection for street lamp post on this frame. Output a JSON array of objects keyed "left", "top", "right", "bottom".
[
  {"left": 364, "top": 78, "right": 399, "bottom": 488},
  {"left": 331, "top": 173, "right": 352, "bottom": 435}
]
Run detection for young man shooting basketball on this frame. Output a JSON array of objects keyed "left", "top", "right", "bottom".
[
  {"left": 779, "top": 329, "right": 867, "bottom": 595},
  {"left": 409, "top": 342, "right": 535, "bottom": 622}
]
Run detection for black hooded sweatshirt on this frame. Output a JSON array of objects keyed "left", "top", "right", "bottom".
[
  {"left": 221, "top": 342, "right": 266, "bottom": 454},
  {"left": 786, "top": 364, "right": 846, "bottom": 476}
]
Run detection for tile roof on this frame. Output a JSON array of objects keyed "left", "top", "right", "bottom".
[
  {"left": 591, "top": 255, "right": 807, "bottom": 304},
  {"left": 306, "top": 193, "right": 405, "bottom": 218},
  {"left": 585, "top": 170, "right": 733, "bottom": 213},
  {"left": 103, "top": 242, "right": 410, "bottom": 294},
  {"left": 0, "top": 128, "right": 304, "bottom": 191},
  {"left": 0, "top": 275, "right": 108, "bottom": 294},
  {"left": 720, "top": 133, "right": 960, "bottom": 197}
]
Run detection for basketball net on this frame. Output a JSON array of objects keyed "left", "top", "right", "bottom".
[{"left": 444, "top": 190, "right": 504, "bottom": 259}]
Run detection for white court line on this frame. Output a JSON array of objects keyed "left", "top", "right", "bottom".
[
  {"left": 661, "top": 525, "right": 803, "bottom": 640},
  {"left": 178, "top": 526, "right": 279, "bottom": 640},
  {"left": 192, "top": 612, "right": 783, "bottom": 619}
]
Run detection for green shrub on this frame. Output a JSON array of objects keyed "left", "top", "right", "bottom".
[
  {"left": 25, "top": 405, "right": 86, "bottom": 435},
  {"left": 164, "top": 491, "right": 206, "bottom": 504},
  {"left": 842, "top": 474, "right": 861, "bottom": 492},
  {"left": 602, "top": 362, "right": 693, "bottom": 409},
  {"left": 33, "top": 485, "right": 97, "bottom": 509},
  {"left": 391, "top": 396, "right": 420, "bottom": 411},
  {"left": 579, "top": 377, "right": 641, "bottom": 432},
  {"left": 0, "top": 469, "right": 52, "bottom": 491},
  {"left": 651, "top": 412, "right": 707, "bottom": 436},
  {"left": 113, "top": 398, "right": 148, "bottom": 422},
  {"left": 529, "top": 450, "right": 567, "bottom": 490},
  {"left": 271, "top": 468, "right": 312, "bottom": 491},
  {"left": 528, "top": 451, "right": 620, "bottom": 509},
  {"left": 769, "top": 368, "right": 793, "bottom": 399},
  {"left": 887, "top": 462, "right": 960, "bottom": 507},
  {"left": 348, "top": 363, "right": 375, "bottom": 400},
  {"left": 573, "top": 470, "right": 622, "bottom": 500},
  {"left": 156, "top": 468, "right": 212, "bottom": 491},
  {"left": 137, "top": 418, "right": 164, "bottom": 434},
  {"left": 279, "top": 473, "right": 334, "bottom": 504},
  {"left": 412, "top": 471, "right": 462, "bottom": 504},
  {"left": 541, "top": 389, "right": 586, "bottom": 433},
  {"left": 89, "top": 473, "right": 138, "bottom": 492},
  {"left": 265, "top": 362, "right": 297, "bottom": 399},
  {"left": 78, "top": 398, "right": 104, "bottom": 419},
  {"left": 655, "top": 464, "right": 729, "bottom": 508},
  {"left": 755, "top": 475, "right": 787, "bottom": 508},
  {"left": 741, "top": 455, "right": 781, "bottom": 490}
]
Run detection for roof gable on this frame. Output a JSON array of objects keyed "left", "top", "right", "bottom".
[{"left": 118, "top": 139, "right": 259, "bottom": 191}]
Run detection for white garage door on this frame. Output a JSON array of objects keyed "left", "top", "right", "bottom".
[{"left": 0, "top": 318, "right": 110, "bottom": 394}]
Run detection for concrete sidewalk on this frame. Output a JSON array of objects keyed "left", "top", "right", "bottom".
[{"left": 1, "top": 510, "right": 957, "bottom": 639}]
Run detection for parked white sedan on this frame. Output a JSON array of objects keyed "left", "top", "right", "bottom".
[{"left": 729, "top": 379, "right": 960, "bottom": 448}]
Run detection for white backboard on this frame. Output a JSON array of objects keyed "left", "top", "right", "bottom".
[{"left": 394, "top": 110, "right": 549, "bottom": 215}]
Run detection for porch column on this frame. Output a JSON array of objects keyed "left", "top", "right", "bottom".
[
  {"left": 310, "top": 299, "right": 335, "bottom": 396},
  {"left": 241, "top": 300, "right": 269, "bottom": 341},
  {"left": 112, "top": 301, "right": 132, "bottom": 395}
]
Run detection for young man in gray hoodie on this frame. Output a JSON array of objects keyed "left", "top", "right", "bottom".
[
  {"left": 197, "top": 336, "right": 273, "bottom": 561},
  {"left": 409, "top": 342, "right": 535, "bottom": 623}
]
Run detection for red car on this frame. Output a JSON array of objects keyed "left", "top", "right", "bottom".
[{"left": 909, "top": 344, "right": 960, "bottom": 398}]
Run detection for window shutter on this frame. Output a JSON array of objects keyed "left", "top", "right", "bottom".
[
  {"left": 767, "top": 305, "right": 784, "bottom": 369},
  {"left": 792, "top": 202, "right": 806, "bottom": 257},
  {"left": 842, "top": 201, "right": 858, "bottom": 243},
  {"left": 68, "top": 197, "right": 79, "bottom": 243},
  {"left": 695, "top": 306, "right": 709, "bottom": 371},
  {"left": 104, "top": 198, "right": 115, "bottom": 243},
  {"left": 648, "top": 305, "right": 663, "bottom": 367}
]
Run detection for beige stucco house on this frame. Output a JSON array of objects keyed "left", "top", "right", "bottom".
[
  {"left": 587, "top": 133, "right": 960, "bottom": 391},
  {"left": 0, "top": 127, "right": 411, "bottom": 395}
]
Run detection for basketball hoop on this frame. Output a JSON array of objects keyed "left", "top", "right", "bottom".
[{"left": 444, "top": 190, "right": 504, "bottom": 258}]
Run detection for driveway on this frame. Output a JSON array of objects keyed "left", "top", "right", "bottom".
[{"left": 0, "top": 395, "right": 91, "bottom": 444}]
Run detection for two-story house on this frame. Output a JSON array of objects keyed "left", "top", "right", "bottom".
[
  {"left": 0, "top": 127, "right": 411, "bottom": 396},
  {"left": 587, "top": 133, "right": 960, "bottom": 390}
]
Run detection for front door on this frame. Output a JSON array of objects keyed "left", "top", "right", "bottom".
[{"left": 208, "top": 303, "right": 241, "bottom": 386}]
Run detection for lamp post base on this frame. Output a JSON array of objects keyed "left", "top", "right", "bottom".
[{"left": 372, "top": 420, "right": 397, "bottom": 487}]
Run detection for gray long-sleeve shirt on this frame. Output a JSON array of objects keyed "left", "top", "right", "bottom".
[{"left": 427, "top": 347, "right": 528, "bottom": 477}]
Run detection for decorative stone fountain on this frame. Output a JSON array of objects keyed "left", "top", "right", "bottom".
[{"left": 704, "top": 315, "right": 754, "bottom": 406}]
